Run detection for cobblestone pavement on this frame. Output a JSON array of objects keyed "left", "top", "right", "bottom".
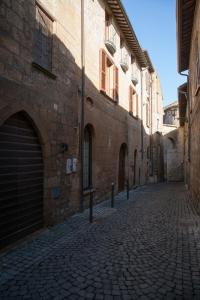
[{"left": 1, "top": 182, "right": 200, "bottom": 300}]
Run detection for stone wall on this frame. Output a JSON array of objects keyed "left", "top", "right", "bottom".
[
  {"left": 162, "top": 125, "right": 184, "bottom": 182},
  {"left": 0, "top": 0, "right": 81, "bottom": 225},
  {"left": 187, "top": 0, "right": 200, "bottom": 211},
  {"left": 0, "top": 0, "right": 164, "bottom": 230}
]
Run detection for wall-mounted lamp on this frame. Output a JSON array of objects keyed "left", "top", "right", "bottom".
[{"left": 61, "top": 143, "right": 68, "bottom": 153}]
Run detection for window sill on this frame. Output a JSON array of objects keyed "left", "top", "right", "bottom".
[
  {"left": 100, "top": 90, "right": 118, "bottom": 104},
  {"left": 32, "top": 62, "right": 57, "bottom": 79},
  {"left": 129, "top": 111, "right": 139, "bottom": 120}
]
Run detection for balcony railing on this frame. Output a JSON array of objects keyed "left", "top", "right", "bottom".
[
  {"left": 131, "top": 73, "right": 138, "bottom": 85},
  {"left": 105, "top": 21, "right": 116, "bottom": 54},
  {"left": 120, "top": 52, "right": 129, "bottom": 72}
]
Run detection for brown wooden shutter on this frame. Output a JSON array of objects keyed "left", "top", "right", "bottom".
[
  {"left": 146, "top": 103, "right": 149, "bottom": 126},
  {"left": 114, "top": 66, "right": 118, "bottom": 102},
  {"left": 129, "top": 86, "right": 133, "bottom": 112},
  {"left": 100, "top": 49, "right": 106, "bottom": 92},
  {"left": 136, "top": 94, "right": 138, "bottom": 116}
]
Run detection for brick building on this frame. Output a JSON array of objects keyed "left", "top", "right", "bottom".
[
  {"left": 177, "top": 0, "right": 200, "bottom": 209},
  {"left": 0, "top": 0, "right": 163, "bottom": 248}
]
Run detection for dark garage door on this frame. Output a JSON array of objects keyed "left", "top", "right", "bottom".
[{"left": 0, "top": 112, "right": 44, "bottom": 249}]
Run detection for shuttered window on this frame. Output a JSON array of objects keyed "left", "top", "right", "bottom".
[
  {"left": 146, "top": 101, "right": 150, "bottom": 127},
  {"left": 100, "top": 49, "right": 106, "bottom": 92},
  {"left": 129, "top": 86, "right": 133, "bottom": 113},
  {"left": 35, "top": 4, "right": 53, "bottom": 71},
  {"left": 129, "top": 86, "right": 138, "bottom": 117},
  {"left": 114, "top": 66, "right": 118, "bottom": 102},
  {"left": 136, "top": 94, "right": 139, "bottom": 117},
  {"left": 99, "top": 49, "right": 118, "bottom": 102}
]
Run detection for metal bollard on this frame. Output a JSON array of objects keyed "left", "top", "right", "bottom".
[
  {"left": 111, "top": 182, "right": 115, "bottom": 208},
  {"left": 89, "top": 187, "right": 93, "bottom": 223},
  {"left": 127, "top": 180, "right": 129, "bottom": 200}
]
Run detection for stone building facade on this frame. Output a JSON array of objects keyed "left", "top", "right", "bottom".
[
  {"left": 177, "top": 0, "right": 200, "bottom": 210},
  {"left": 163, "top": 101, "right": 179, "bottom": 127},
  {"left": 162, "top": 101, "right": 184, "bottom": 182},
  {"left": 0, "top": 0, "right": 163, "bottom": 248}
]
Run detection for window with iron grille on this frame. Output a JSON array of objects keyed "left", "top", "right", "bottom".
[{"left": 35, "top": 4, "right": 53, "bottom": 71}]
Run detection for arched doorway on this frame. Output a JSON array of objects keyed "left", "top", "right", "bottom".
[
  {"left": 133, "top": 149, "right": 137, "bottom": 185},
  {"left": 118, "top": 143, "right": 127, "bottom": 192},
  {"left": 0, "top": 112, "right": 44, "bottom": 248}
]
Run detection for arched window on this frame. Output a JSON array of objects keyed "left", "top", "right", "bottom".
[{"left": 83, "top": 125, "right": 92, "bottom": 189}]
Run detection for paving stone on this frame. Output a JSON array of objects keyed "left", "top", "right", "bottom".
[{"left": 0, "top": 183, "right": 199, "bottom": 299}]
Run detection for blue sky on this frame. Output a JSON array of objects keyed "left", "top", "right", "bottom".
[{"left": 121, "top": 0, "right": 185, "bottom": 106}]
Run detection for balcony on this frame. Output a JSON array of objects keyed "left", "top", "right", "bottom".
[
  {"left": 105, "top": 22, "right": 116, "bottom": 55},
  {"left": 131, "top": 74, "right": 138, "bottom": 85},
  {"left": 120, "top": 56, "right": 129, "bottom": 72}
]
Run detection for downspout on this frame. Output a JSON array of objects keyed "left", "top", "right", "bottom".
[
  {"left": 80, "top": 0, "right": 85, "bottom": 212},
  {"left": 140, "top": 69, "right": 144, "bottom": 162},
  {"left": 150, "top": 73, "right": 153, "bottom": 177},
  {"left": 179, "top": 71, "right": 190, "bottom": 187}
]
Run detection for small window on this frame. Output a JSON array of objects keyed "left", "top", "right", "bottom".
[{"left": 35, "top": 4, "right": 53, "bottom": 71}]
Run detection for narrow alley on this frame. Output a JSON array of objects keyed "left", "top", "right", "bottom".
[{"left": 0, "top": 183, "right": 199, "bottom": 300}]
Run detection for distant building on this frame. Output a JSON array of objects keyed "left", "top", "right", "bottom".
[
  {"left": 162, "top": 101, "right": 184, "bottom": 182},
  {"left": 163, "top": 101, "right": 179, "bottom": 126}
]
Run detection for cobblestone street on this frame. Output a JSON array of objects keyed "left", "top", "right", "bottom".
[{"left": 1, "top": 183, "right": 200, "bottom": 299}]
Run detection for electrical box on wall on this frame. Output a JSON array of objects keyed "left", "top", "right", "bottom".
[
  {"left": 66, "top": 159, "right": 72, "bottom": 174},
  {"left": 72, "top": 158, "right": 77, "bottom": 172},
  {"left": 66, "top": 158, "right": 78, "bottom": 174}
]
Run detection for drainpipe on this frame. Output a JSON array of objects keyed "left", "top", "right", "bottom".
[
  {"left": 150, "top": 73, "right": 153, "bottom": 177},
  {"left": 140, "top": 69, "right": 144, "bottom": 162},
  {"left": 179, "top": 71, "right": 190, "bottom": 187},
  {"left": 80, "top": 0, "right": 85, "bottom": 212}
]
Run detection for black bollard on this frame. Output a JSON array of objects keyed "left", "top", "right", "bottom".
[
  {"left": 111, "top": 182, "right": 115, "bottom": 208},
  {"left": 127, "top": 180, "right": 129, "bottom": 200},
  {"left": 89, "top": 187, "right": 93, "bottom": 223}
]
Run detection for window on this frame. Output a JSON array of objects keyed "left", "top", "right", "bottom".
[
  {"left": 99, "top": 49, "right": 118, "bottom": 101},
  {"left": 120, "top": 38, "right": 129, "bottom": 71},
  {"left": 35, "top": 3, "right": 54, "bottom": 71},
  {"left": 83, "top": 126, "right": 92, "bottom": 189},
  {"left": 129, "top": 86, "right": 138, "bottom": 117},
  {"left": 145, "top": 72, "right": 150, "bottom": 94},
  {"left": 146, "top": 98, "right": 150, "bottom": 127},
  {"left": 105, "top": 12, "right": 116, "bottom": 53}
]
